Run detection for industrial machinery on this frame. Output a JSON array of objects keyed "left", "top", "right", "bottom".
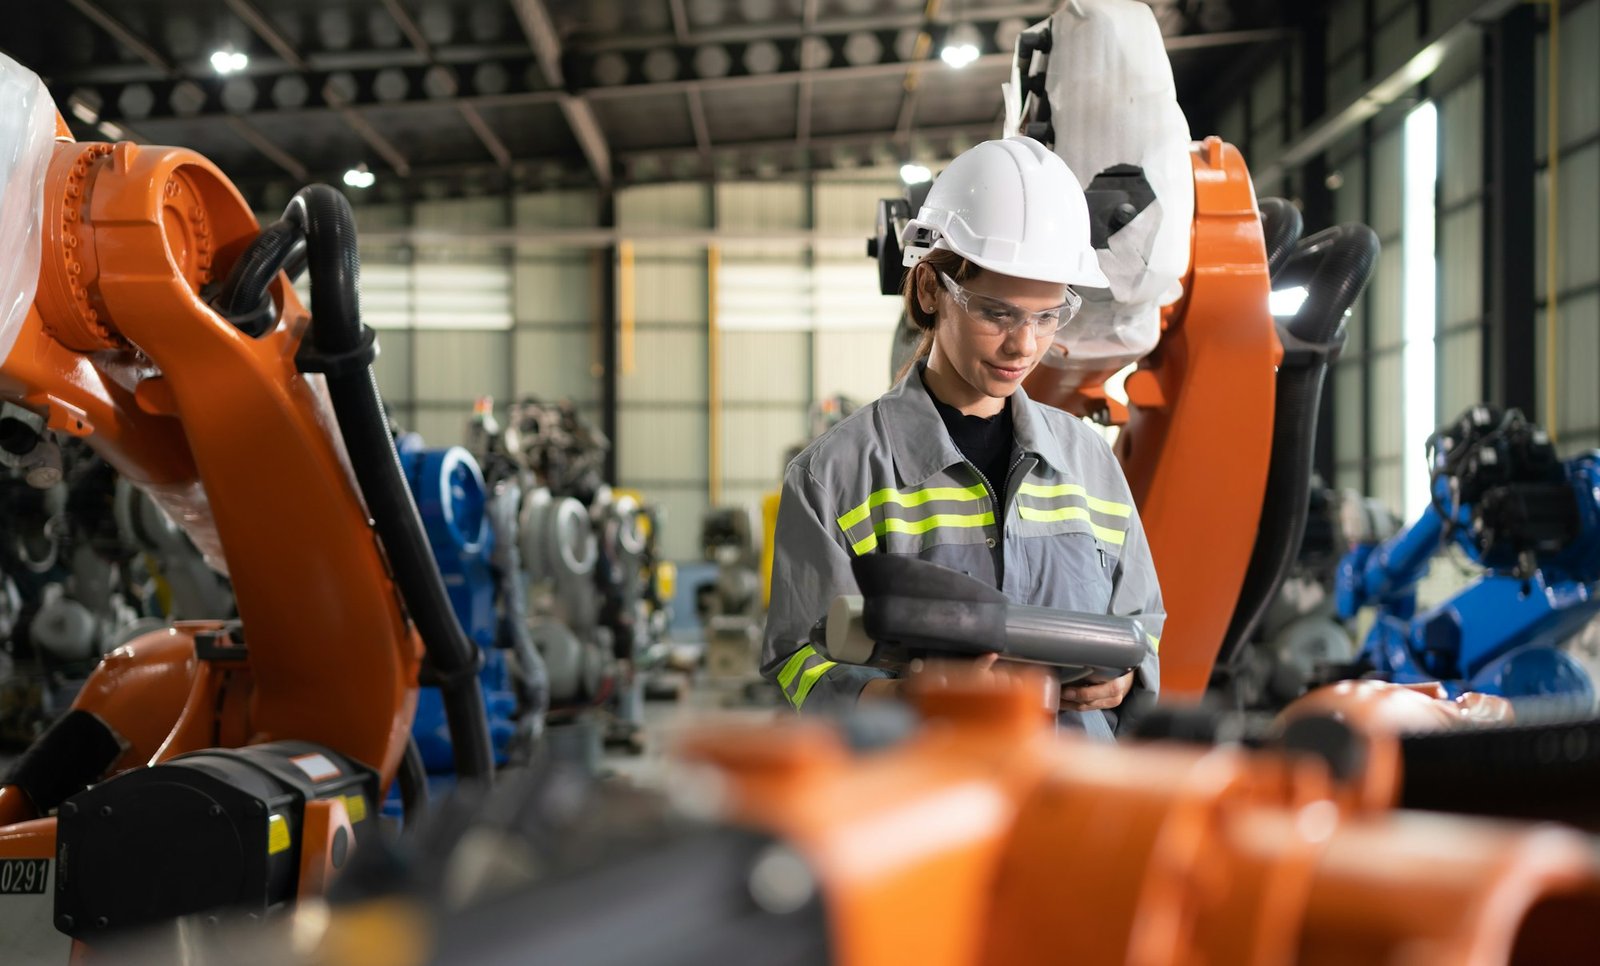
[
  {"left": 0, "top": 53, "right": 490, "bottom": 960},
  {"left": 467, "top": 396, "right": 667, "bottom": 760},
  {"left": 1214, "top": 481, "right": 1401, "bottom": 710},
  {"left": 123, "top": 583, "right": 1600, "bottom": 965},
  {"left": 697, "top": 504, "right": 766, "bottom": 684},
  {"left": 0, "top": 437, "right": 235, "bottom": 746},
  {"left": 393, "top": 435, "right": 547, "bottom": 789},
  {"left": 1335, "top": 405, "right": 1599, "bottom": 706},
  {"left": 869, "top": 0, "right": 1378, "bottom": 703}
]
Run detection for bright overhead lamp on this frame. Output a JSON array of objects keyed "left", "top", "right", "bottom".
[
  {"left": 343, "top": 165, "right": 376, "bottom": 189},
  {"left": 210, "top": 49, "right": 249, "bottom": 74},
  {"left": 900, "top": 163, "right": 932, "bottom": 185},
  {"left": 940, "top": 23, "right": 982, "bottom": 68}
]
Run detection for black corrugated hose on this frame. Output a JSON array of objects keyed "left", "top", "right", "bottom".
[
  {"left": 250, "top": 185, "right": 496, "bottom": 787},
  {"left": 1218, "top": 224, "right": 1381, "bottom": 672},
  {"left": 1258, "top": 197, "right": 1304, "bottom": 280},
  {"left": 1398, "top": 718, "right": 1600, "bottom": 824},
  {"left": 398, "top": 736, "right": 429, "bottom": 825}
]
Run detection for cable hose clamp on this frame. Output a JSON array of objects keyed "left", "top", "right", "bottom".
[{"left": 295, "top": 324, "right": 380, "bottom": 378}]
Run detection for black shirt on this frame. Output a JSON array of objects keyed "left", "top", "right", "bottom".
[{"left": 925, "top": 375, "right": 1016, "bottom": 512}]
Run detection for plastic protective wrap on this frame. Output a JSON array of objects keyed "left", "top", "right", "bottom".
[
  {"left": 0, "top": 55, "right": 54, "bottom": 367},
  {"left": 1006, "top": 0, "right": 1194, "bottom": 388}
]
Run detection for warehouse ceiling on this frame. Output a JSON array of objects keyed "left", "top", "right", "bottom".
[{"left": 5, "top": 0, "right": 1298, "bottom": 205}]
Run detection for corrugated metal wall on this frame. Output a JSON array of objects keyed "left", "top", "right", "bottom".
[
  {"left": 323, "top": 172, "right": 905, "bottom": 561},
  {"left": 1537, "top": 0, "right": 1600, "bottom": 450},
  {"left": 1203, "top": 0, "right": 1600, "bottom": 605},
  {"left": 616, "top": 183, "right": 712, "bottom": 561}
]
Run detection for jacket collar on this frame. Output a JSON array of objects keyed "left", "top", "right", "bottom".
[{"left": 882, "top": 363, "right": 1070, "bottom": 486}]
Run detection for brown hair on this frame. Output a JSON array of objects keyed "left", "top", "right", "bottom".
[{"left": 895, "top": 250, "right": 979, "bottom": 383}]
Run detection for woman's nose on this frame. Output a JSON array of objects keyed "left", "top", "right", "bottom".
[{"left": 1002, "top": 323, "right": 1037, "bottom": 356}]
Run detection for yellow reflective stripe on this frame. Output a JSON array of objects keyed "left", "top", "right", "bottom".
[
  {"left": 1146, "top": 633, "right": 1160, "bottom": 654},
  {"left": 850, "top": 532, "right": 879, "bottom": 556},
  {"left": 1016, "top": 505, "right": 1127, "bottom": 545},
  {"left": 837, "top": 483, "right": 989, "bottom": 531},
  {"left": 876, "top": 512, "right": 994, "bottom": 536},
  {"left": 1016, "top": 482, "right": 1133, "bottom": 517},
  {"left": 777, "top": 646, "right": 815, "bottom": 691},
  {"left": 790, "top": 660, "right": 837, "bottom": 709}
]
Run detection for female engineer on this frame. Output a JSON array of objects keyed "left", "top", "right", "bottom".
[{"left": 761, "top": 136, "right": 1163, "bottom": 739}]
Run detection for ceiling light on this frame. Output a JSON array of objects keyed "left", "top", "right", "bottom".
[
  {"left": 97, "top": 121, "right": 124, "bottom": 141},
  {"left": 210, "top": 49, "right": 249, "bottom": 75},
  {"left": 343, "top": 165, "right": 376, "bottom": 189},
  {"left": 940, "top": 23, "right": 982, "bottom": 68},
  {"left": 900, "top": 163, "right": 932, "bottom": 185},
  {"left": 940, "top": 43, "right": 980, "bottom": 68}
]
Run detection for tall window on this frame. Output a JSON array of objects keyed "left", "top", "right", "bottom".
[{"left": 1401, "top": 100, "right": 1439, "bottom": 520}]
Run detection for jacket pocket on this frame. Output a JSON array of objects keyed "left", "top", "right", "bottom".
[{"left": 1021, "top": 529, "right": 1115, "bottom": 614}]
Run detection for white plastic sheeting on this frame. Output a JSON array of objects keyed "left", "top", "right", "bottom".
[
  {"left": 0, "top": 54, "right": 54, "bottom": 367},
  {"left": 1006, "top": 0, "right": 1195, "bottom": 388}
]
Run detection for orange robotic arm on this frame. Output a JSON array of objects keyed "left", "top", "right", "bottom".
[{"left": 0, "top": 60, "right": 488, "bottom": 952}]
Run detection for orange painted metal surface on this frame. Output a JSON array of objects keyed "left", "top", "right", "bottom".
[
  {"left": 0, "top": 130, "right": 420, "bottom": 902},
  {"left": 1025, "top": 137, "right": 1281, "bottom": 697},
  {"left": 678, "top": 669, "right": 1600, "bottom": 966}
]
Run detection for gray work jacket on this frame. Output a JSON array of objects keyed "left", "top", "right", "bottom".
[{"left": 761, "top": 365, "right": 1164, "bottom": 740}]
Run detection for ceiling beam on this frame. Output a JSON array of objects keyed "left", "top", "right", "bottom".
[
  {"left": 222, "top": 0, "right": 309, "bottom": 71},
  {"left": 65, "top": 0, "right": 174, "bottom": 76},
  {"left": 795, "top": 78, "right": 813, "bottom": 155},
  {"left": 584, "top": 52, "right": 1013, "bottom": 100},
  {"left": 67, "top": 0, "right": 316, "bottom": 178},
  {"left": 333, "top": 104, "right": 412, "bottom": 176},
  {"left": 686, "top": 88, "right": 713, "bottom": 164},
  {"left": 379, "top": 0, "right": 435, "bottom": 61},
  {"left": 381, "top": 0, "right": 511, "bottom": 173},
  {"left": 667, "top": 0, "right": 692, "bottom": 46},
  {"left": 510, "top": 0, "right": 614, "bottom": 188},
  {"left": 229, "top": 0, "right": 403, "bottom": 176},
  {"left": 56, "top": 44, "right": 535, "bottom": 84},
  {"left": 224, "top": 116, "right": 308, "bottom": 180},
  {"left": 457, "top": 104, "right": 513, "bottom": 170},
  {"left": 582, "top": 3, "right": 1053, "bottom": 52},
  {"left": 1163, "top": 27, "right": 1298, "bottom": 53},
  {"left": 619, "top": 121, "right": 994, "bottom": 168}
]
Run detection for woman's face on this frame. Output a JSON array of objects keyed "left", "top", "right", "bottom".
[{"left": 918, "top": 265, "right": 1070, "bottom": 400}]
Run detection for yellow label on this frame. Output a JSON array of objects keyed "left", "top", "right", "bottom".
[
  {"left": 343, "top": 794, "right": 368, "bottom": 823},
  {"left": 267, "top": 814, "right": 290, "bottom": 855}
]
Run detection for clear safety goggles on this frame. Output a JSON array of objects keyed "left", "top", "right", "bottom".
[{"left": 938, "top": 272, "right": 1081, "bottom": 338}]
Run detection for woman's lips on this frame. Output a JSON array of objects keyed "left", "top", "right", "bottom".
[{"left": 984, "top": 361, "right": 1028, "bottom": 381}]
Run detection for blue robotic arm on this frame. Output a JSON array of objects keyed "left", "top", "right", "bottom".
[{"left": 1334, "top": 407, "right": 1599, "bottom": 705}]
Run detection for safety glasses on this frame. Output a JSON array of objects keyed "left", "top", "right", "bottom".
[{"left": 938, "top": 273, "right": 1081, "bottom": 338}]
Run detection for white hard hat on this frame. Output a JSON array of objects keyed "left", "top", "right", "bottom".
[{"left": 901, "top": 136, "right": 1109, "bottom": 288}]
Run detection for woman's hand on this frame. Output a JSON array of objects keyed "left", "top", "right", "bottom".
[
  {"left": 859, "top": 654, "right": 1025, "bottom": 702},
  {"left": 1060, "top": 672, "right": 1135, "bottom": 712}
]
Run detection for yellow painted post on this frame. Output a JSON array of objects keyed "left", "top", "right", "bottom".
[{"left": 708, "top": 243, "right": 722, "bottom": 507}]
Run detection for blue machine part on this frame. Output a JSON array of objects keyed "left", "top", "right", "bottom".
[
  {"left": 1336, "top": 448, "right": 1600, "bottom": 705},
  {"left": 394, "top": 435, "right": 519, "bottom": 775}
]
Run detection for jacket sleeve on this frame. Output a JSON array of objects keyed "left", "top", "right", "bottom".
[
  {"left": 761, "top": 460, "right": 889, "bottom": 713},
  {"left": 1109, "top": 504, "right": 1164, "bottom": 705}
]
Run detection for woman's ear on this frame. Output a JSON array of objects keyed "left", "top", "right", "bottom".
[{"left": 914, "top": 264, "right": 940, "bottom": 316}]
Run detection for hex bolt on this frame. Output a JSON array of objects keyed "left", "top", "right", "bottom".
[{"left": 97, "top": 805, "right": 113, "bottom": 818}]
